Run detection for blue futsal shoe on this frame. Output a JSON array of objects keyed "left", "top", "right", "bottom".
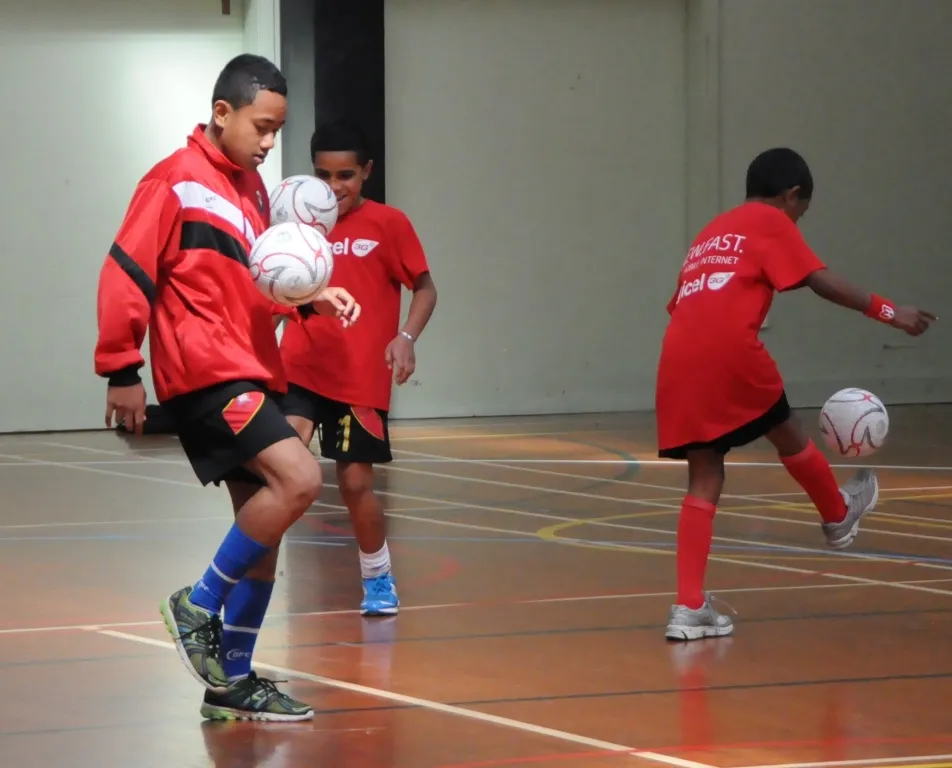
[{"left": 360, "top": 572, "right": 400, "bottom": 616}]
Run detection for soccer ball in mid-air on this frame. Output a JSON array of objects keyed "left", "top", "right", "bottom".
[
  {"left": 248, "top": 221, "right": 334, "bottom": 306},
  {"left": 818, "top": 387, "right": 889, "bottom": 457},
  {"left": 269, "top": 174, "right": 338, "bottom": 236}
]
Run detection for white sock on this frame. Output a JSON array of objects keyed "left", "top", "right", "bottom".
[{"left": 359, "top": 541, "right": 392, "bottom": 579}]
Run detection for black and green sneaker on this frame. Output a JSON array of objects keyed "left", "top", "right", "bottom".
[
  {"left": 200, "top": 672, "right": 315, "bottom": 722},
  {"left": 159, "top": 586, "right": 229, "bottom": 691}
]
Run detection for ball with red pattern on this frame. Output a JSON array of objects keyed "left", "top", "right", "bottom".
[
  {"left": 268, "top": 175, "right": 338, "bottom": 236},
  {"left": 248, "top": 221, "right": 334, "bottom": 307},
  {"left": 819, "top": 388, "right": 889, "bottom": 457}
]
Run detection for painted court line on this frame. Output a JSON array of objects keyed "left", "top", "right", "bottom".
[
  {"left": 395, "top": 448, "right": 952, "bottom": 512},
  {"left": 8, "top": 450, "right": 952, "bottom": 598},
  {"left": 382, "top": 462, "right": 952, "bottom": 560},
  {"left": 93, "top": 627, "right": 709, "bottom": 768},
  {"left": 2, "top": 578, "right": 949, "bottom": 637},
  {"left": 9, "top": 437, "right": 952, "bottom": 472},
  {"left": 736, "top": 756, "right": 952, "bottom": 768},
  {"left": 0, "top": 505, "right": 446, "bottom": 532},
  {"left": 393, "top": 448, "right": 952, "bottom": 539},
  {"left": 396, "top": 448, "right": 952, "bottom": 499}
]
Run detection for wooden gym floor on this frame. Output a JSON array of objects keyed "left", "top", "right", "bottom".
[{"left": 2, "top": 404, "right": 952, "bottom": 768}]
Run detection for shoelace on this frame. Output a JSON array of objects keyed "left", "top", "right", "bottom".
[
  {"left": 245, "top": 673, "right": 298, "bottom": 706},
  {"left": 179, "top": 614, "right": 223, "bottom": 656},
  {"left": 707, "top": 592, "right": 738, "bottom": 616},
  {"left": 366, "top": 576, "right": 394, "bottom": 596}
]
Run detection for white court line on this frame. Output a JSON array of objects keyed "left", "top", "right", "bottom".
[
  {"left": 395, "top": 448, "right": 952, "bottom": 500},
  {"left": 8, "top": 450, "right": 952, "bottom": 597},
  {"left": 10, "top": 435, "right": 952, "bottom": 471},
  {"left": 735, "top": 755, "right": 952, "bottom": 768},
  {"left": 5, "top": 577, "right": 948, "bottom": 637},
  {"left": 34, "top": 441, "right": 140, "bottom": 456},
  {"left": 381, "top": 462, "right": 952, "bottom": 552},
  {"left": 0, "top": 506, "right": 447, "bottom": 532},
  {"left": 393, "top": 449, "right": 952, "bottom": 542},
  {"left": 96, "top": 629, "right": 712, "bottom": 768},
  {"left": 0, "top": 459, "right": 180, "bottom": 467},
  {"left": 394, "top": 448, "right": 952, "bottom": 501},
  {"left": 377, "top": 486, "right": 952, "bottom": 594},
  {"left": 389, "top": 456, "right": 952, "bottom": 472},
  {"left": 394, "top": 448, "right": 952, "bottom": 503}
]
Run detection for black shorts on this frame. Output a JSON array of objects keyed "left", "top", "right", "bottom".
[
  {"left": 282, "top": 383, "right": 392, "bottom": 465},
  {"left": 658, "top": 391, "right": 792, "bottom": 460},
  {"left": 162, "top": 381, "right": 299, "bottom": 487}
]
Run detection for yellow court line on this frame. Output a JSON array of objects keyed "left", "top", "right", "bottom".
[
  {"left": 736, "top": 493, "right": 952, "bottom": 532},
  {"left": 535, "top": 511, "right": 938, "bottom": 565},
  {"left": 619, "top": 493, "right": 952, "bottom": 533}
]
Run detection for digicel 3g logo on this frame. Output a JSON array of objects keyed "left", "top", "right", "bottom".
[{"left": 676, "top": 271, "right": 735, "bottom": 303}]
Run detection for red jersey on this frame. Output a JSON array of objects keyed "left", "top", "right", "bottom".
[
  {"left": 280, "top": 199, "right": 430, "bottom": 411},
  {"left": 656, "top": 201, "right": 825, "bottom": 449},
  {"left": 94, "top": 125, "right": 294, "bottom": 402}
]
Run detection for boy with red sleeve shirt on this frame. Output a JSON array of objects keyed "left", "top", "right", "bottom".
[
  {"left": 657, "top": 148, "right": 936, "bottom": 641},
  {"left": 94, "top": 55, "right": 358, "bottom": 720},
  {"left": 280, "top": 120, "right": 438, "bottom": 616}
]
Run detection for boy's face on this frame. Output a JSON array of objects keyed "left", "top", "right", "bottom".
[
  {"left": 213, "top": 90, "right": 287, "bottom": 172},
  {"left": 314, "top": 151, "right": 371, "bottom": 217}
]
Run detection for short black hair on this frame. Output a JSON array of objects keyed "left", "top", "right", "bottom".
[
  {"left": 211, "top": 54, "right": 287, "bottom": 109},
  {"left": 745, "top": 148, "right": 814, "bottom": 200},
  {"left": 310, "top": 119, "right": 373, "bottom": 165}
]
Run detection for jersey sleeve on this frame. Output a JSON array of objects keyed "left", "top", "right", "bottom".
[
  {"left": 94, "top": 179, "right": 181, "bottom": 384},
  {"left": 760, "top": 217, "right": 826, "bottom": 292},
  {"left": 385, "top": 211, "right": 431, "bottom": 289}
]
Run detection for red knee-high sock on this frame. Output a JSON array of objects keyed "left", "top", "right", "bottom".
[
  {"left": 676, "top": 496, "right": 716, "bottom": 610},
  {"left": 780, "top": 439, "right": 847, "bottom": 523}
]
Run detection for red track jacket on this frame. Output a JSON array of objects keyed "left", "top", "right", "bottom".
[{"left": 94, "top": 125, "right": 299, "bottom": 402}]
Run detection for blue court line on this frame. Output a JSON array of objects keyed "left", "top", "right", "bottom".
[{"left": 3, "top": 532, "right": 952, "bottom": 566}]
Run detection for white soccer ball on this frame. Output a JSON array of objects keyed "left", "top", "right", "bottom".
[
  {"left": 818, "top": 387, "right": 889, "bottom": 458},
  {"left": 248, "top": 222, "right": 334, "bottom": 307},
  {"left": 269, "top": 174, "right": 338, "bottom": 236}
]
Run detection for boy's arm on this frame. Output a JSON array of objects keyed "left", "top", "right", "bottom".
[
  {"left": 400, "top": 272, "right": 438, "bottom": 341},
  {"left": 96, "top": 179, "right": 180, "bottom": 435},
  {"left": 805, "top": 269, "right": 936, "bottom": 336}
]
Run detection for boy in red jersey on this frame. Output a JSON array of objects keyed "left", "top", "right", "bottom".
[
  {"left": 280, "top": 119, "right": 438, "bottom": 615},
  {"left": 657, "top": 148, "right": 935, "bottom": 641},
  {"left": 95, "top": 55, "right": 359, "bottom": 720}
]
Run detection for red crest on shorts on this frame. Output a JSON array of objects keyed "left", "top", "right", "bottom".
[
  {"left": 222, "top": 391, "right": 265, "bottom": 435},
  {"left": 351, "top": 406, "right": 385, "bottom": 441}
]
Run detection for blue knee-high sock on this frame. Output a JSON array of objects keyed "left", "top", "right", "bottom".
[
  {"left": 222, "top": 577, "right": 274, "bottom": 682},
  {"left": 190, "top": 523, "right": 270, "bottom": 614}
]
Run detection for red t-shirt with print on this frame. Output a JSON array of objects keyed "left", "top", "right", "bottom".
[
  {"left": 280, "top": 199, "right": 430, "bottom": 412},
  {"left": 656, "top": 201, "right": 825, "bottom": 450}
]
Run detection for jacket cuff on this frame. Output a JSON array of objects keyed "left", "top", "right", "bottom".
[{"left": 105, "top": 364, "right": 142, "bottom": 387}]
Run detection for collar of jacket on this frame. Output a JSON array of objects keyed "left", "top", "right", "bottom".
[{"left": 188, "top": 124, "right": 246, "bottom": 177}]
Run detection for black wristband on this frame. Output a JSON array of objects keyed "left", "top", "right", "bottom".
[{"left": 106, "top": 365, "right": 142, "bottom": 387}]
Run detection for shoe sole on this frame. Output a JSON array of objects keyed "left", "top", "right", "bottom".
[
  {"left": 360, "top": 606, "right": 399, "bottom": 616},
  {"left": 827, "top": 474, "right": 880, "bottom": 550},
  {"left": 665, "top": 623, "right": 734, "bottom": 641},
  {"left": 200, "top": 704, "right": 315, "bottom": 722},
  {"left": 159, "top": 594, "right": 229, "bottom": 693}
]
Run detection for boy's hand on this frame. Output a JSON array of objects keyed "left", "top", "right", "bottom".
[
  {"left": 385, "top": 334, "right": 416, "bottom": 385},
  {"left": 313, "top": 287, "right": 360, "bottom": 328},
  {"left": 891, "top": 306, "right": 937, "bottom": 336},
  {"left": 105, "top": 383, "right": 147, "bottom": 435}
]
